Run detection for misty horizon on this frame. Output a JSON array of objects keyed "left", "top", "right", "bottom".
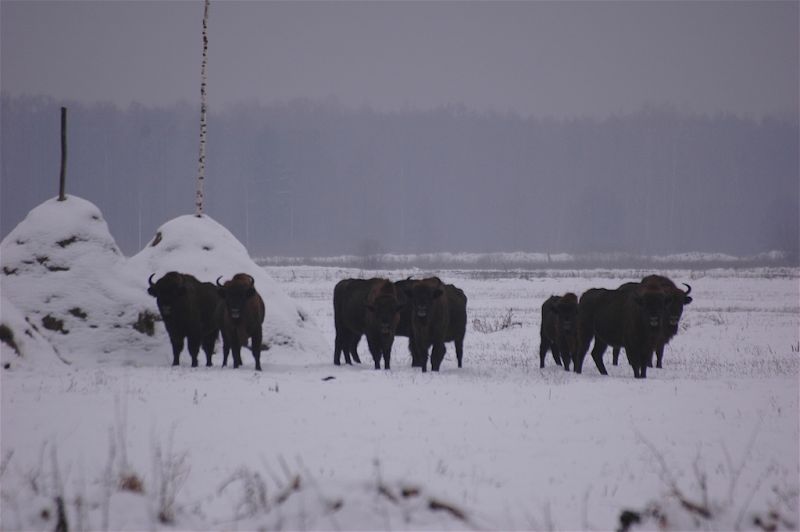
[{"left": 2, "top": 93, "right": 797, "bottom": 261}]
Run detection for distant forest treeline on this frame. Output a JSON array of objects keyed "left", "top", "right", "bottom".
[{"left": 1, "top": 94, "right": 797, "bottom": 259}]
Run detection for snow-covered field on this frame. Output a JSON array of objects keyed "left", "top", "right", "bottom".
[{"left": 1, "top": 197, "right": 799, "bottom": 530}]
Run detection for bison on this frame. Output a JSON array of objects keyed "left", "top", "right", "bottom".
[
  {"left": 403, "top": 277, "right": 450, "bottom": 372},
  {"left": 216, "top": 273, "right": 266, "bottom": 371},
  {"left": 395, "top": 278, "right": 467, "bottom": 369},
  {"left": 611, "top": 276, "right": 692, "bottom": 368},
  {"left": 147, "top": 271, "right": 222, "bottom": 367},
  {"left": 576, "top": 277, "right": 670, "bottom": 378},
  {"left": 333, "top": 278, "right": 403, "bottom": 369},
  {"left": 538, "top": 293, "right": 578, "bottom": 370}
]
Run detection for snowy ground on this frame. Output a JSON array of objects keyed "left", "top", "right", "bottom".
[{"left": 2, "top": 260, "right": 798, "bottom": 530}]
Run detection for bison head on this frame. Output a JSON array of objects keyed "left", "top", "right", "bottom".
[
  {"left": 553, "top": 293, "right": 579, "bottom": 332},
  {"left": 634, "top": 288, "right": 670, "bottom": 329},
  {"left": 217, "top": 274, "right": 256, "bottom": 321},
  {"left": 404, "top": 280, "right": 443, "bottom": 321},
  {"left": 664, "top": 283, "right": 692, "bottom": 328},
  {"left": 367, "top": 296, "right": 404, "bottom": 336},
  {"left": 148, "top": 272, "right": 187, "bottom": 317}
]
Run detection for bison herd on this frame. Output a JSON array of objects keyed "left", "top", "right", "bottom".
[
  {"left": 147, "top": 271, "right": 265, "bottom": 370},
  {"left": 147, "top": 271, "right": 691, "bottom": 379},
  {"left": 541, "top": 274, "right": 692, "bottom": 378},
  {"left": 333, "top": 276, "right": 467, "bottom": 372}
]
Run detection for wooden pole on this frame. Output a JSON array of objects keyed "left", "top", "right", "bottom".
[{"left": 58, "top": 106, "right": 67, "bottom": 201}]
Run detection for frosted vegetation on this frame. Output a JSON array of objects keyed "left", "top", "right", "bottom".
[{"left": 1, "top": 196, "right": 798, "bottom": 530}]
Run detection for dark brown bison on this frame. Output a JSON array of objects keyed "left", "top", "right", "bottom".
[
  {"left": 216, "top": 273, "right": 266, "bottom": 371},
  {"left": 147, "top": 271, "right": 222, "bottom": 367},
  {"left": 576, "top": 278, "right": 670, "bottom": 378},
  {"left": 402, "top": 277, "right": 449, "bottom": 372},
  {"left": 395, "top": 278, "right": 467, "bottom": 369},
  {"left": 538, "top": 293, "right": 578, "bottom": 370},
  {"left": 333, "top": 278, "right": 403, "bottom": 369},
  {"left": 611, "top": 276, "right": 692, "bottom": 368}
]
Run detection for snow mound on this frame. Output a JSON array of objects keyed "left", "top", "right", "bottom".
[
  {"left": 1, "top": 196, "right": 162, "bottom": 367},
  {"left": 1, "top": 195, "right": 122, "bottom": 276},
  {"left": 128, "top": 214, "right": 327, "bottom": 366}
]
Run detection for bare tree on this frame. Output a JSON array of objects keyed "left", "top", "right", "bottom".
[{"left": 195, "top": 0, "right": 210, "bottom": 217}]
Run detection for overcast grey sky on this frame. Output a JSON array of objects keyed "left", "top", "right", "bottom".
[{"left": 2, "top": 0, "right": 798, "bottom": 119}]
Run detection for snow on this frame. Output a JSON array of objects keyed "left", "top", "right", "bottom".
[{"left": 1, "top": 197, "right": 799, "bottom": 530}]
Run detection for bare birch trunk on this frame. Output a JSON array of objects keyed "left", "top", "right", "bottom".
[{"left": 195, "top": 0, "right": 210, "bottom": 217}]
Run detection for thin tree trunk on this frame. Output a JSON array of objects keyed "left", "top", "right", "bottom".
[{"left": 195, "top": 0, "right": 210, "bottom": 216}]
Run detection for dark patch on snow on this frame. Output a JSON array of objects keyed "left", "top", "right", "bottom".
[
  {"left": 56, "top": 236, "right": 79, "bottom": 248},
  {"left": 133, "top": 310, "right": 159, "bottom": 336},
  {"left": 33, "top": 255, "right": 69, "bottom": 272},
  {"left": 119, "top": 473, "right": 145, "bottom": 493},
  {"left": 202, "top": 245, "right": 212, "bottom": 251},
  {"left": 0, "top": 324, "right": 21, "bottom": 357},
  {"left": 68, "top": 307, "right": 88, "bottom": 320},
  {"left": 151, "top": 231, "right": 163, "bottom": 247},
  {"left": 2, "top": 267, "right": 18, "bottom": 276},
  {"left": 41, "top": 315, "right": 68, "bottom": 334},
  {"left": 15, "top": 239, "right": 25, "bottom": 245},
  {"left": 322, "top": 376, "right": 335, "bottom": 381},
  {"left": 91, "top": 214, "right": 100, "bottom": 221},
  {"left": 297, "top": 310, "right": 307, "bottom": 322}
]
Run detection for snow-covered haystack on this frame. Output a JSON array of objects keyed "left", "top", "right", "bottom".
[
  {"left": 128, "top": 214, "right": 327, "bottom": 367},
  {"left": 0, "top": 196, "right": 162, "bottom": 367}
]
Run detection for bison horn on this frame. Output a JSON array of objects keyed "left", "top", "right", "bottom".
[
  {"left": 148, "top": 273, "right": 156, "bottom": 287},
  {"left": 682, "top": 283, "right": 692, "bottom": 296},
  {"left": 246, "top": 274, "right": 255, "bottom": 286},
  {"left": 216, "top": 276, "right": 225, "bottom": 287}
]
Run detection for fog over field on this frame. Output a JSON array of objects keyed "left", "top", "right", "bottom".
[{"left": 1, "top": 1, "right": 798, "bottom": 260}]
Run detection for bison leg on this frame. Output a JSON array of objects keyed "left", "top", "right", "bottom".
[
  {"left": 187, "top": 337, "right": 201, "bottom": 368},
  {"left": 538, "top": 337, "right": 551, "bottom": 369},
  {"left": 366, "top": 336, "right": 382, "bottom": 370},
  {"left": 638, "top": 354, "right": 648, "bottom": 378},
  {"left": 589, "top": 341, "right": 609, "bottom": 375},
  {"left": 655, "top": 345, "right": 664, "bottom": 368},
  {"left": 409, "top": 337, "right": 422, "bottom": 367},
  {"left": 555, "top": 341, "right": 571, "bottom": 371},
  {"left": 415, "top": 337, "right": 430, "bottom": 373},
  {"left": 333, "top": 331, "right": 347, "bottom": 366},
  {"left": 169, "top": 335, "right": 184, "bottom": 366},
  {"left": 202, "top": 333, "right": 216, "bottom": 367},
  {"left": 574, "top": 329, "right": 594, "bottom": 374},
  {"left": 252, "top": 331, "right": 263, "bottom": 372},
  {"left": 350, "top": 334, "right": 362, "bottom": 364},
  {"left": 454, "top": 338, "right": 464, "bottom": 368},
  {"left": 230, "top": 336, "right": 243, "bottom": 369},
  {"left": 431, "top": 342, "right": 446, "bottom": 372},
  {"left": 382, "top": 347, "right": 391, "bottom": 371},
  {"left": 612, "top": 346, "right": 621, "bottom": 366},
  {"left": 221, "top": 332, "right": 230, "bottom": 367}
]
